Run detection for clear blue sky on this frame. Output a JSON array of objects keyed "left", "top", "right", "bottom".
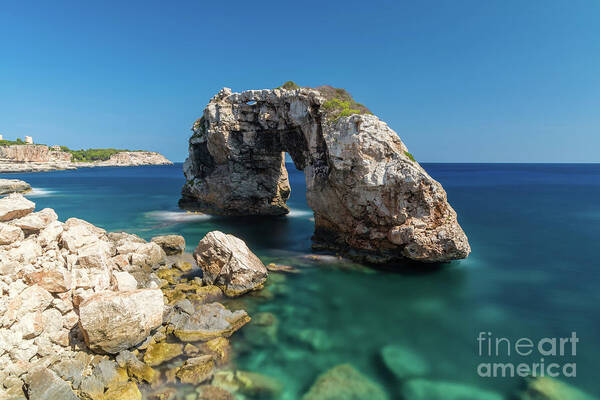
[{"left": 1, "top": 0, "right": 598, "bottom": 162}]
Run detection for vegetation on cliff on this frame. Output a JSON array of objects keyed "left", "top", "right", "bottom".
[
  {"left": 0, "top": 138, "right": 27, "bottom": 146},
  {"left": 276, "top": 81, "right": 372, "bottom": 121},
  {"left": 59, "top": 146, "right": 141, "bottom": 162}
]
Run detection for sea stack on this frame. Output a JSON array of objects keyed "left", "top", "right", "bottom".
[{"left": 180, "top": 84, "right": 470, "bottom": 263}]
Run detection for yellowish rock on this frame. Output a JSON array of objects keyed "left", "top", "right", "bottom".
[
  {"left": 103, "top": 382, "right": 142, "bottom": 400},
  {"left": 175, "top": 355, "right": 215, "bottom": 385},
  {"left": 143, "top": 342, "right": 183, "bottom": 366},
  {"left": 201, "top": 337, "right": 230, "bottom": 366}
]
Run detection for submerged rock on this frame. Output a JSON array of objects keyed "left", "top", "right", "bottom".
[
  {"left": 180, "top": 86, "right": 470, "bottom": 263},
  {"left": 78, "top": 289, "right": 164, "bottom": 354},
  {"left": 302, "top": 364, "right": 389, "bottom": 400},
  {"left": 212, "top": 370, "right": 282, "bottom": 399},
  {"left": 401, "top": 379, "right": 503, "bottom": 400},
  {"left": 173, "top": 302, "right": 250, "bottom": 342},
  {"left": 518, "top": 376, "right": 597, "bottom": 400},
  {"left": 380, "top": 344, "right": 430, "bottom": 379},
  {"left": 103, "top": 381, "right": 142, "bottom": 400},
  {"left": 194, "top": 231, "right": 268, "bottom": 297}
]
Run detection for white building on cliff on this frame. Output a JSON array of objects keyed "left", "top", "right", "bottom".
[{"left": 24, "top": 136, "right": 33, "bottom": 144}]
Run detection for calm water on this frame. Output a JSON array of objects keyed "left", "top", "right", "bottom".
[{"left": 5, "top": 163, "right": 600, "bottom": 398}]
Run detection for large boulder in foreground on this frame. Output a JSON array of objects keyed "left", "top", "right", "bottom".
[
  {"left": 78, "top": 289, "right": 164, "bottom": 354},
  {"left": 194, "top": 231, "right": 267, "bottom": 296},
  {"left": 180, "top": 86, "right": 470, "bottom": 263},
  {"left": 0, "top": 193, "right": 35, "bottom": 222},
  {"left": 302, "top": 364, "right": 388, "bottom": 400}
]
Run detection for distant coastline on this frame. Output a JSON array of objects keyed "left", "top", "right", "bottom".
[{"left": 0, "top": 143, "right": 172, "bottom": 173}]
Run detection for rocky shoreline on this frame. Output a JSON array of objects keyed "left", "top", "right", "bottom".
[
  {"left": 0, "top": 192, "right": 288, "bottom": 399},
  {"left": 0, "top": 145, "right": 172, "bottom": 173}
]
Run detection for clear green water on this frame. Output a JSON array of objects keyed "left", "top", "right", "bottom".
[{"left": 7, "top": 163, "right": 600, "bottom": 399}]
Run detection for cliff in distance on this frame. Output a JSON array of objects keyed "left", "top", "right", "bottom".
[{"left": 0, "top": 144, "right": 172, "bottom": 173}]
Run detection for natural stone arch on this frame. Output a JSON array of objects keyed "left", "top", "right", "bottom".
[{"left": 180, "top": 87, "right": 470, "bottom": 263}]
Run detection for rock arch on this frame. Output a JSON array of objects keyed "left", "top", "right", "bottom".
[{"left": 180, "top": 87, "right": 470, "bottom": 263}]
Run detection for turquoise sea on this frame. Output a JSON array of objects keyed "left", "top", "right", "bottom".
[{"left": 6, "top": 163, "right": 600, "bottom": 399}]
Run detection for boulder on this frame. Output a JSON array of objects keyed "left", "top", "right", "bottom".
[
  {"left": 112, "top": 271, "right": 138, "bottom": 291},
  {"left": 518, "top": 376, "right": 597, "bottom": 400},
  {"left": 0, "top": 193, "right": 35, "bottom": 222},
  {"left": 194, "top": 231, "right": 268, "bottom": 296},
  {"left": 25, "top": 367, "right": 79, "bottom": 400},
  {"left": 0, "top": 179, "right": 31, "bottom": 195},
  {"left": 9, "top": 208, "right": 57, "bottom": 233},
  {"left": 151, "top": 235, "right": 186, "bottom": 255},
  {"left": 180, "top": 86, "right": 470, "bottom": 263},
  {"left": 78, "top": 289, "right": 164, "bottom": 354},
  {"left": 175, "top": 355, "right": 215, "bottom": 384},
  {"left": 401, "top": 379, "right": 503, "bottom": 400},
  {"left": 25, "top": 269, "right": 70, "bottom": 293},
  {"left": 302, "top": 364, "right": 389, "bottom": 400},
  {"left": 103, "top": 382, "right": 142, "bottom": 400},
  {"left": 38, "top": 221, "right": 64, "bottom": 247},
  {"left": 143, "top": 342, "right": 183, "bottom": 366},
  {"left": 0, "top": 223, "right": 24, "bottom": 245},
  {"left": 380, "top": 345, "right": 430, "bottom": 379},
  {"left": 173, "top": 302, "right": 250, "bottom": 342}
]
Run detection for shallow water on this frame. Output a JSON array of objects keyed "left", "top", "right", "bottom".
[{"left": 5, "top": 163, "right": 600, "bottom": 398}]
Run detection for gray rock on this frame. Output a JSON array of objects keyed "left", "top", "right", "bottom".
[
  {"left": 173, "top": 302, "right": 250, "bottom": 342},
  {"left": 25, "top": 367, "right": 78, "bottom": 400},
  {"left": 151, "top": 234, "right": 186, "bottom": 255},
  {"left": 180, "top": 86, "right": 470, "bottom": 263},
  {"left": 194, "top": 231, "right": 268, "bottom": 297},
  {"left": 78, "top": 289, "right": 164, "bottom": 354},
  {"left": 401, "top": 379, "right": 503, "bottom": 400}
]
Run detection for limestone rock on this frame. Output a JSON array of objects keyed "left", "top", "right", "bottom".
[
  {"left": 401, "top": 379, "right": 503, "bottom": 400},
  {"left": 175, "top": 355, "right": 214, "bottom": 384},
  {"left": 302, "top": 364, "right": 389, "bottom": 400},
  {"left": 173, "top": 302, "right": 250, "bottom": 342},
  {"left": 181, "top": 87, "right": 470, "bottom": 263},
  {"left": 103, "top": 381, "right": 142, "bottom": 400},
  {"left": 143, "top": 342, "right": 183, "bottom": 366},
  {"left": 9, "top": 208, "right": 57, "bottom": 233},
  {"left": 0, "top": 193, "right": 35, "bottom": 222},
  {"left": 0, "top": 223, "right": 24, "bottom": 245},
  {"left": 25, "top": 367, "right": 79, "bottom": 400},
  {"left": 0, "top": 179, "right": 31, "bottom": 195},
  {"left": 151, "top": 235, "right": 186, "bottom": 255},
  {"left": 112, "top": 271, "right": 138, "bottom": 291},
  {"left": 194, "top": 231, "right": 267, "bottom": 296},
  {"left": 78, "top": 289, "right": 164, "bottom": 354},
  {"left": 25, "top": 269, "right": 70, "bottom": 293}
]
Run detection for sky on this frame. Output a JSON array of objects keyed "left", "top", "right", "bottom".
[{"left": 1, "top": 0, "right": 599, "bottom": 163}]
